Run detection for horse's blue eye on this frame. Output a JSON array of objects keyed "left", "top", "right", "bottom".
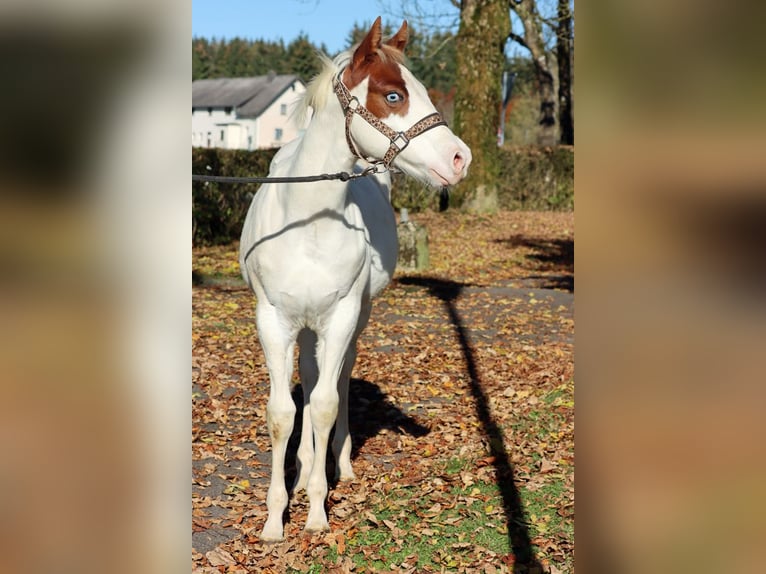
[{"left": 386, "top": 92, "right": 402, "bottom": 104}]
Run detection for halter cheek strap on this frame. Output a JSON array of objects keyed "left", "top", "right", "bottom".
[{"left": 333, "top": 73, "right": 447, "bottom": 169}]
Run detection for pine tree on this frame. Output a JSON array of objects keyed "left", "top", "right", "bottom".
[{"left": 286, "top": 34, "right": 322, "bottom": 81}]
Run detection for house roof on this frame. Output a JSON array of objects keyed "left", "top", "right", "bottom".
[{"left": 192, "top": 74, "right": 302, "bottom": 118}]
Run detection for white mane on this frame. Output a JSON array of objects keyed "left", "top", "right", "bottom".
[{"left": 294, "top": 51, "right": 352, "bottom": 127}]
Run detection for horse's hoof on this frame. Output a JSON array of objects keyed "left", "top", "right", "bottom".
[
  {"left": 304, "top": 517, "right": 330, "bottom": 533},
  {"left": 260, "top": 522, "right": 285, "bottom": 542},
  {"left": 336, "top": 469, "right": 356, "bottom": 482}
]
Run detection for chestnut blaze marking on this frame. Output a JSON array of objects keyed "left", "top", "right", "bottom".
[
  {"left": 366, "top": 62, "right": 409, "bottom": 119},
  {"left": 342, "top": 16, "right": 412, "bottom": 120},
  {"left": 342, "top": 56, "right": 410, "bottom": 119}
]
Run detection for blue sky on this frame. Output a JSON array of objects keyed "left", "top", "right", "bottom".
[{"left": 192, "top": 0, "right": 458, "bottom": 55}]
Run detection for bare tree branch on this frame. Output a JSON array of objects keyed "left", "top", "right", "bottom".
[{"left": 508, "top": 31, "right": 529, "bottom": 50}]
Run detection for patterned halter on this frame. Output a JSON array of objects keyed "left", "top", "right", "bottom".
[{"left": 333, "top": 71, "right": 448, "bottom": 170}]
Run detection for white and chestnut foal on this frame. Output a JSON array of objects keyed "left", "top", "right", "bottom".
[{"left": 239, "top": 17, "right": 471, "bottom": 541}]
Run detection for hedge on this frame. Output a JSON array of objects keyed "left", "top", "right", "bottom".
[
  {"left": 192, "top": 145, "right": 573, "bottom": 246},
  {"left": 192, "top": 147, "right": 277, "bottom": 246},
  {"left": 391, "top": 145, "right": 574, "bottom": 211}
]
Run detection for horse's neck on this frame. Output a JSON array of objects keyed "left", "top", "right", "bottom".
[{"left": 280, "top": 101, "right": 357, "bottom": 218}]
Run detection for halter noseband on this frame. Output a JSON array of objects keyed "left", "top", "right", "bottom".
[{"left": 333, "top": 70, "right": 448, "bottom": 170}]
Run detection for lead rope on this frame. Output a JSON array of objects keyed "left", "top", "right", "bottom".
[{"left": 191, "top": 167, "right": 378, "bottom": 185}]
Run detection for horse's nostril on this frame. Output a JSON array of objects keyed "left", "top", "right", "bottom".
[{"left": 453, "top": 151, "right": 465, "bottom": 173}]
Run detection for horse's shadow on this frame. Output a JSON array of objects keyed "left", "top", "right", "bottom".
[
  {"left": 494, "top": 235, "right": 574, "bottom": 292},
  {"left": 398, "top": 275, "right": 545, "bottom": 574},
  {"left": 284, "top": 378, "right": 429, "bottom": 490}
]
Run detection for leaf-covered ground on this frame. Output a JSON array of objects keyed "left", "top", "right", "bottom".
[{"left": 192, "top": 210, "right": 574, "bottom": 573}]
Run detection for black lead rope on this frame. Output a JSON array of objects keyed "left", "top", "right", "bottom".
[
  {"left": 191, "top": 162, "right": 389, "bottom": 185},
  {"left": 192, "top": 172, "right": 354, "bottom": 184}
]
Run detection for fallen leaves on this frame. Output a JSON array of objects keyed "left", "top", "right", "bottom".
[
  {"left": 205, "top": 547, "right": 236, "bottom": 566},
  {"left": 192, "top": 210, "right": 574, "bottom": 572}
]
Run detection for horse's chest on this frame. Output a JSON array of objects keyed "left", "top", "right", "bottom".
[{"left": 254, "top": 222, "right": 369, "bottom": 315}]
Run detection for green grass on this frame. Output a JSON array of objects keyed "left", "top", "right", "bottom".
[
  {"left": 443, "top": 456, "right": 470, "bottom": 475},
  {"left": 343, "top": 446, "right": 572, "bottom": 571},
  {"left": 521, "top": 477, "right": 572, "bottom": 538},
  {"left": 345, "top": 475, "right": 512, "bottom": 571}
]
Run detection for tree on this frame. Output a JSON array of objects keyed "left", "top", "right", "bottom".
[
  {"left": 509, "top": 0, "right": 557, "bottom": 146},
  {"left": 192, "top": 38, "right": 212, "bottom": 81},
  {"left": 286, "top": 34, "right": 324, "bottom": 81},
  {"left": 346, "top": 20, "right": 397, "bottom": 50},
  {"left": 556, "top": 0, "right": 573, "bottom": 144},
  {"left": 407, "top": 29, "right": 457, "bottom": 95},
  {"left": 226, "top": 38, "right": 257, "bottom": 77},
  {"left": 453, "top": 0, "right": 510, "bottom": 213}
]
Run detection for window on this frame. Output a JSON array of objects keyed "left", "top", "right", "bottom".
[
  {"left": 220, "top": 130, "right": 225, "bottom": 142},
  {"left": 280, "top": 104, "right": 287, "bottom": 116},
  {"left": 274, "top": 128, "right": 283, "bottom": 141},
  {"left": 206, "top": 132, "right": 211, "bottom": 147},
  {"left": 225, "top": 106, "right": 232, "bottom": 115},
  {"left": 247, "top": 135, "right": 253, "bottom": 150}
]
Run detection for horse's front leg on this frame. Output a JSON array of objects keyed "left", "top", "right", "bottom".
[
  {"left": 304, "top": 300, "right": 361, "bottom": 532},
  {"left": 332, "top": 301, "right": 371, "bottom": 482},
  {"left": 294, "top": 329, "right": 318, "bottom": 493},
  {"left": 257, "top": 303, "right": 297, "bottom": 541},
  {"left": 332, "top": 347, "right": 355, "bottom": 482}
]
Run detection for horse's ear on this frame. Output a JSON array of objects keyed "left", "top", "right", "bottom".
[
  {"left": 351, "top": 16, "right": 383, "bottom": 70},
  {"left": 385, "top": 20, "right": 408, "bottom": 53}
]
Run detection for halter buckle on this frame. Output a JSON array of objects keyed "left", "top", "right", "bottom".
[
  {"left": 346, "top": 96, "right": 360, "bottom": 112},
  {"left": 391, "top": 132, "right": 409, "bottom": 151},
  {"left": 359, "top": 161, "right": 389, "bottom": 177}
]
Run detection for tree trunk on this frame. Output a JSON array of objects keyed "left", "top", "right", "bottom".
[
  {"left": 557, "top": 0, "right": 574, "bottom": 145},
  {"left": 510, "top": 0, "right": 557, "bottom": 146},
  {"left": 453, "top": 0, "right": 510, "bottom": 213}
]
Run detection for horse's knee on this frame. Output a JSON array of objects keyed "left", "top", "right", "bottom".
[
  {"left": 266, "top": 483, "right": 289, "bottom": 510},
  {"left": 310, "top": 391, "right": 338, "bottom": 433},
  {"left": 267, "top": 402, "right": 296, "bottom": 442}
]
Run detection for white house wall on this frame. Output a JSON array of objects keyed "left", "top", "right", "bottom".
[
  {"left": 192, "top": 108, "right": 234, "bottom": 148},
  {"left": 255, "top": 83, "right": 306, "bottom": 148},
  {"left": 191, "top": 81, "right": 306, "bottom": 150}
]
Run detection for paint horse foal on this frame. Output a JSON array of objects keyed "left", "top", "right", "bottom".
[{"left": 239, "top": 17, "right": 471, "bottom": 541}]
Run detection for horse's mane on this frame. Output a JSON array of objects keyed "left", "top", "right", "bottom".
[
  {"left": 294, "top": 51, "right": 346, "bottom": 127},
  {"left": 294, "top": 44, "right": 405, "bottom": 127}
]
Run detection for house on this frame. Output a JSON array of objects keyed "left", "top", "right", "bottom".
[{"left": 192, "top": 74, "right": 306, "bottom": 150}]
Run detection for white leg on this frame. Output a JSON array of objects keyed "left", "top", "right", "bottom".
[
  {"left": 294, "top": 329, "right": 317, "bottom": 492},
  {"left": 304, "top": 302, "right": 360, "bottom": 532},
  {"left": 257, "top": 303, "right": 297, "bottom": 542},
  {"left": 332, "top": 345, "right": 356, "bottom": 482},
  {"left": 332, "top": 302, "right": 370, "bottom": 481}
]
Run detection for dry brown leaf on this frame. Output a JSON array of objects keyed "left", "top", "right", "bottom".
[{"left": 205, "top": 547, "right": 236, "bottom": 566}]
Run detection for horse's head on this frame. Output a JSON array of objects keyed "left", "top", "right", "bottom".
[{"left": 336, "top": 17, "right": 471, "bottom": 187}]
